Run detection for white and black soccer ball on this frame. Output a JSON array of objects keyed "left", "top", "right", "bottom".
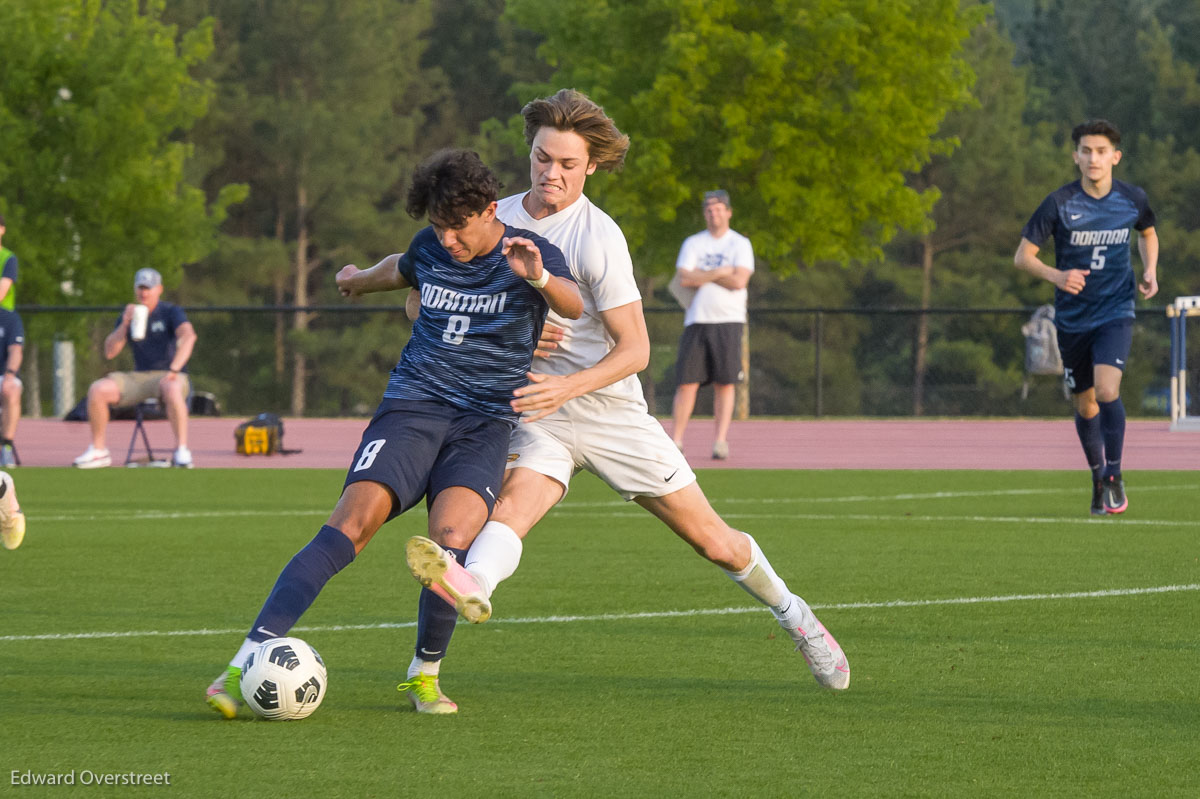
[{"left": 239, "top": 636, "right": 327, "bottom": 720}]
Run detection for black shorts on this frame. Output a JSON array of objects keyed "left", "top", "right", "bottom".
[
  {"left": 1057, "top": 318, "right": 1133, "bottom": 394},
  {"left": 343, "top": 398, "right": 513, "bottom": 520},
  {"left": 676, "top": 323, "right": 745, "bottom": 386}
]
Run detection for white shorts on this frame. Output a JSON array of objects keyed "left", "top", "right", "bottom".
[{"left": 507, "top": 393, "right": 696, "bottom": 501}]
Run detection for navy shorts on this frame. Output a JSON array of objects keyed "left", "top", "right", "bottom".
[
  {"left": 1057, "top": 318, "right": 1133, "bottom": 394},
  {"left": 676, "top": 322, "right": 745, "bottom": 386},
  {"left": 343, "top": 398, "right": 513, "bottom": 521}
]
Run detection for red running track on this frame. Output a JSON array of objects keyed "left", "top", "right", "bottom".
[{"left": 13, "top": 417, "right": 1199, "bottom": 470}]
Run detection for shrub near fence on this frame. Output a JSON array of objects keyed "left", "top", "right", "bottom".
[{"left": 16, "top": 305, "right": 1184, "bottom": 420}]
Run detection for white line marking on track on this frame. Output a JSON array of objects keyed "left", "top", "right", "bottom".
[{"left": 4, "top": 583, "right": 1196, "bottom": 643}]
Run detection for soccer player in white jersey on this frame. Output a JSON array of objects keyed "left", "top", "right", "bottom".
[{"left": 401, "top": 90, "right": 849, "bottom": 713}]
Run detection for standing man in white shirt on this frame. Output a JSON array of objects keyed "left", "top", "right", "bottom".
[{"left": 671, "top": 190, "right": 754, "bottom": 459}]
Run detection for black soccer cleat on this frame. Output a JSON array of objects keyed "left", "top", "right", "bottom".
[
  {"left": 1102, "top": 475, "right": 1127, "bottom": 514},
  {"left": 1090, "top": 481, "right": 1105, "bottom": 516}
]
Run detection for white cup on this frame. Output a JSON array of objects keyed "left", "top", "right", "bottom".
[{"left": 130, "top": 304, "right": 149, "bottom": 341}]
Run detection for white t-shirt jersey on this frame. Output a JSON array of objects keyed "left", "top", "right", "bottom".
[
  {"left": 675, "top": 229, "right": 754, "bottom": 326},
  {"left": 497, "top": 192, "right": 646, "bottom": 406}
]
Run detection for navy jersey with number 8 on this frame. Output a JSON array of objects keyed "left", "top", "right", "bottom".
[{"left": 384, "top": 224, "right": 573, "bottom": 421}]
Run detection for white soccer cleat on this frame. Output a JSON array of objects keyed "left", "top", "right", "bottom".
[
  {"left": 405, "top": 536, "right": 491, "bottom": 624},
  {"left": 779, "top": 595, "right": 850, "bottom": 690},
  {"left": 0, "top": 472, "right": 25, "bottom": 551},
  {"left": 73, "top": 445, "right": 112, "bottom": 469}
]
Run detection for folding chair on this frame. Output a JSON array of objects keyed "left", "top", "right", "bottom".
[{"left": 124, "top": 399, "right": 170, "bottom": 466}]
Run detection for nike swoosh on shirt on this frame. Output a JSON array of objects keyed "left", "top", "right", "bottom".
[
  {"left": 1070, "top": 213, "right": 1083, "bottom": 220},
  {"left": 664, "top": 469, "right": 679, "bottom": 482}
]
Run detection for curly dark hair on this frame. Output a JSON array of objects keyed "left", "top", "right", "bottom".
[
  {"left": 405, "top": 149, "right": 502, "bottom": 228},
  {"left": 1071, "top": 119, "right": 1121, "bottom": 147}
]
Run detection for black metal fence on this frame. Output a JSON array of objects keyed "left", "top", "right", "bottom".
[{"left": 14, "top": 304, "right": 1191, "bottom": 420}]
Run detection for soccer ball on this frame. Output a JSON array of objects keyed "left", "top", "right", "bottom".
[{"left": 239, "top": 636, "right": 328, "bottom": 720}]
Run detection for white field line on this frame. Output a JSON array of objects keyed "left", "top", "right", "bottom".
[
  {"left": 33, "top": 481, "right": 1200, "bottom": 523},
  {"left": 3, "top": 583, "right": 1196, "bottom": 644}
]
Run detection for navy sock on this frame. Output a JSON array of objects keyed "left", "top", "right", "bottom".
[
  {"left": 248, "top": 525, "right": 356, "bottom": 642},
  {"left": 1098, "top": 399, "right": 1126, "bottom": 479},
  {"left": 414, "top": 546, "right": 467, "bottom": 662},
  {"left": 1074, "top": 412, "right": 1104, "bottom": 482}
]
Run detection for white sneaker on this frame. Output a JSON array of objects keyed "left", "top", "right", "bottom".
[
  {"left": 73, "top": 446, "right": 112, "bottom": 469},
  {"left": 0, "top": 472, "right": 24, "bottom": 550},
  {"left": 172, "top": 446, "right": 194, "bottom": 469},
  {"left": 778, "top": 595, "right": 850, "bottom": 690}
]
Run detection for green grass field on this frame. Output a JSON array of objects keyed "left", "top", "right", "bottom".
[{"left": 2, "top": 468, "right": 1198, "bottom": 798}]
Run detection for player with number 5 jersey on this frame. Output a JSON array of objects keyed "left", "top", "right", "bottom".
[
  {"left": 203, "top": 149, "right": 580, "bottom": 719},
  {"left": 1015, "top": 119, "right": 1158, "bottom": 517}
]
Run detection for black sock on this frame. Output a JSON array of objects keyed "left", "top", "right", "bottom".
[{"left": 248, "top": 525, "right": 356, "bottom": 642}]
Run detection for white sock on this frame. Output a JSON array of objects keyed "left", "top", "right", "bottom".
[
  {"left": 463, "top": 521, "right": 523, "bottom": 598},
  {"left": 228, "top": 637, "right": 258, "bottom": 671},
  {"left": 407, "top": 656, "right": 440, "bottom": 679},
  {"left": 723, "top": 533, "right": 791, "bottom": 613}
]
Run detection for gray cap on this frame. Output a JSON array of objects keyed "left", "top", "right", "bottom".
[
  {"left": 134, "top": 268, "right": 162, "bottom": 288},
  {"left": 703, "top": 189, "right": 731, "bottom": 208}
]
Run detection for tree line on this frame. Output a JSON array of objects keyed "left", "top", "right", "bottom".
[{"left": 1, "top": 0, "right": 1196, "bottom": 417}]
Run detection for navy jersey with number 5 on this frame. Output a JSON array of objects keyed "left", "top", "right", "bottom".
[
  {"left": 1021, "top": 179, "right": 1155, "bottom": 333},
  {"left": 384, "top": 224, "right": 572, "bottom": 421}
]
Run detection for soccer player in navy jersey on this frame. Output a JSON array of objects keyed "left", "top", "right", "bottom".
[
  {"left": 204, "top": 149, "right": 582, "bottom": 718},
  {"left": 1015, "top": 119, "right": 1159, "bottom": 515}
]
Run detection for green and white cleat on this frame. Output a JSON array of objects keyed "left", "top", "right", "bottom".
[
  {"left": 405, "top": 536, "right": 491, "bottom": 624},
  {"left": 205, "top": 666, "right": 243, "bottom": 719},
  {"left": 398, "top": 674, "right": 458, "bottom": 715}
]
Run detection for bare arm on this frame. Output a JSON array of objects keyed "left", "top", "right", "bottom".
[
  {"left": 337, "top": 254, "right": 409, "bottom": 298},
  {"left": 168, "top": 321, "right": 197, "bottom": 373},
  {"left": 1137, "top": 227, "right": 1159, "bottom": 299},
  {"left": 503, "top": 237, "right": 583, "bottom": 319},
  {"left": 104, "top": 305, "right": 135, "bottom": 360},
  {"left": 512, "top": 301, "right": 649, "bottom": 422},
  {"left": 1014, "top": 237, "right": 1088, "bottom": 295},
  {"left": 5, "top": 343, "right": 21, "bottom": 374},
  {"left": 677, "top": 265, "right": 733, "bottom": 288},
  {"left": 405, "top": 288, "right": 421, "bottom": 322},
  {"left": 712, "top": 265, "right": 753, "bottom": 291},
  {"left": 0, "top": 277, "right": 12, "bottom": 304}
]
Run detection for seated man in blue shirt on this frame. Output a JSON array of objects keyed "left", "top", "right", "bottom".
[{"left": 73, "top": 268, "right": 198, "bottom": 468}]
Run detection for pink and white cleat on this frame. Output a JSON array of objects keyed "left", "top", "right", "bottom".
[
  {"left": 795, "top": 620, "right": 850, "bottom": 691},
  {"left": 405, "top": 536, "right": 492, "bottom": 623},
  {"left": 779, "top": 595, "right": 850, "bottom": 690}
]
